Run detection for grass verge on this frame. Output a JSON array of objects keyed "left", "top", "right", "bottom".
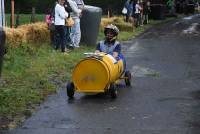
[{"left": 0, "top": 44, "right": 94, "bottom": 129}]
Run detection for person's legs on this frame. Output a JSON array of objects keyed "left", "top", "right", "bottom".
[
  {"left": 63, "top": 25, "right": 67, "bottom": 44},
  {"left": 146, "top": 14, "right": 149, "bottom": 24},
  {"left": 60, "top": 26, "right": 66, "bottom": 52},
  {"left": 71, "top": 19, "right": 81, "bottom": 48},
  {"left": 139, "top": 13, "right": 143, "bottom": 26},
  {"left": 56, "top": 25, "right": 66, "bottom": 52},
  {"left": 131, "top": 16, "right": 135, "bottom": 31},
  {"left": 143, "top": 14, "right": 148, "bottom": 24},
  {"left": 125, "top": 12, "right": 130, "bottom": 22},
  {"left": 50, "top": 30, "right": 55, "bottom": 48},
  {"left": 135, "top": 13, "right": 140, "bottom": 27},
  {"left": 55, "top": 26, "right": 61, "bottom": 50},
  {"left": 125, "top": 14, "right": 128, "bottom": 22},
  {"left": 66, "top": 26, "right": 73, "bottom": 49}
]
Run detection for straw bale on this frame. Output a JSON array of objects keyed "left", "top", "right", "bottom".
[
  {"left": 5, "top": 22, "right": 50, "bottom": 48},
  {"left": 100, "top": 16, "right": 132, "bottom": 31},
  {"left": 5, "top": 28, "right": 24, "bottom": 48}
]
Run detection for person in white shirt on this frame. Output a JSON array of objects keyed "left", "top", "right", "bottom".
[
  {"left": 135, "top": 0, "right": 142, "bottom": 27},
  {"left": 55, "top": 0, "right": 69, "bottom": 53}
]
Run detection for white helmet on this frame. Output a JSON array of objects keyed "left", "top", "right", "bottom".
[{"left": 104, "top": 24, "right": 120, "bottom": 36}]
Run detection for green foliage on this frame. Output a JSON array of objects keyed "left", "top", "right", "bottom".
[
  {"left": 167, "top": 0, "right": 174, "bottom": 7},
  {"left": 6, "top": 0, "right": 55, "bottom": 14},
  {"left": 5, "top": 0, "right": 125, "bottom": 14}
]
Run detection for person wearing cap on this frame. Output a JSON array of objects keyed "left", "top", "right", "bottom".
[{"left": 95, "top": 24, "right": 126, "bottom": 70}]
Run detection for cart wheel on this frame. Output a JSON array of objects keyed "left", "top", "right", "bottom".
[
  {"left": 66, "top": 81, "right": 75, "bottom": 99},
  {"left": 110, "top": 83, "right": 117, "bottom": 99},
  {"left": 124, "top": 71, "right": 132, "bottom": 86}
]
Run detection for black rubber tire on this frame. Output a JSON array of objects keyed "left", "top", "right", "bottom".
[
  {"left": 66, "top": 81, "right": 75, "bottom": 99},
  {"left": 124, "top": 71, "right": 132, "bottom": 86},
  {"left": 110, "top": 83, "right": 117, "bottom": 99}
]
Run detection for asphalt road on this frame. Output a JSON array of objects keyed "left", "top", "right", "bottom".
[{"left": 1, "top": 14, "right": 200, "bottom": 134}]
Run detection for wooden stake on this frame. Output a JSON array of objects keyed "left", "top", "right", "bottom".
[{"left": 11, "top": 0, "right": 14, "bottom": 29}]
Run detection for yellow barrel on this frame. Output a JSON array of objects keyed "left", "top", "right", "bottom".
[{"left": 72, "top": 53, "right": 124, "bottom": 93}]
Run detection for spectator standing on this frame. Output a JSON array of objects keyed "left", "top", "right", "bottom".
[
  {"left": 131, "top": 0, "right": 136, "bottom": 30},
  {"left": 124, "top": 0, "right": 133, "bottom": 22},
  {"left": 70, "top": 0, "right": 84, "bottom": 48},
  {"left": 143, "top": 0, "right": 150, "bottom": 24},
  {"left": 139, "top": 0, "right": 144, "bottom": 26},
  {"left": 45, "top": 8, "right": 56, "bottom": 47},
  {"left": 55, "top": 0, "right": 69, "bottom": 53},
  {"left": 197, "top": 2, "right": 200, "bottom": 12},
  {"left": 64, "top": 0, "right": 73, "bottom": 49},
  {"left": 134, "top": 0, "right": 142, "bottom": 27}
]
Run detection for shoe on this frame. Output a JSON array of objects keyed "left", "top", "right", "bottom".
[
  {"left": 68, "top": 43, "right": 74, "bottom": 47},
  {"left": 65, "top": 48, "right": 71, "bottom": 52},
  {"left": 68, "top": 45, "right": 74, "bottom": 50},
  {"left": 74, "top": 46, "right": 80, "bottom": 48}
]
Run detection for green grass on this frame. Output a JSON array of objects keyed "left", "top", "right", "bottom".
[
  {"left": 0, "top": 44, "right": 94, "bottom": 129},
  {"left": 5, "top": 14, "right": 45, "bottom": 27}
]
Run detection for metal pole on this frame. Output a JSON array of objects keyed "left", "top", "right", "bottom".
[
  {"left": 0, "top": 0, "right": 2, "bottom": 26},
  {"left": 0, "top": 0, "right": 5, "bottom": 28},
  {"left": 0, "top": 0, "right": 5, "bottom": 76},
  {"left": 0, "top": 0, "right": 5, "bottom": 27},
  {"left": 11, "top": 0, "right": 14, "bottom": 28}
]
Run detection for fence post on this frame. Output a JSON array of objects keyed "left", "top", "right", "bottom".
[
  {"left": 11, "top": 0, "right": 15, "bottom": 28},
  {"left": 30, "top": 7, "right": 36, "bottom": 23}
]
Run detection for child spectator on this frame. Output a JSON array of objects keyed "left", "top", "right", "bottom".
[
  {"left": 54, "top": 0, "right": 69, "bottom": 53},
  {"left": 45, "top": 8, "right": 56, "bottom": 48}
]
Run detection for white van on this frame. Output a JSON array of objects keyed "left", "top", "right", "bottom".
[{"left": 0, "top": 0, "right": 5, "bottom": 76}]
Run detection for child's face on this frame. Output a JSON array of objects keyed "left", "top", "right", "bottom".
[{"left": 106, "top": 30, "right": 114, "bottom": 41}]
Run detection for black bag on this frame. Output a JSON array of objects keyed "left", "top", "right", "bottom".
[{"left": 64, "top": 1, "right": 72, "bottom": 13}]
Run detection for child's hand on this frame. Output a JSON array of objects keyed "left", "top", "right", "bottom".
[{"left": 95, "top": 50, "right": 100, "bottom": 54}]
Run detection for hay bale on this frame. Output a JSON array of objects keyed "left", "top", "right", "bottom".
[
  {"left": 5, "top": 28, "right": 24, "bottom": 48},
  {"left": 5, "top": 22, "right": 50, "bottom": 48},
  {"left": 100, "top": 16, "right": 132, "bottom": 32},
  {"left": 115, "top": 23, "right": 133, "bottom": 32},
  {"left": 19, "top": 22, "right": 49, "bottom": 44}
]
